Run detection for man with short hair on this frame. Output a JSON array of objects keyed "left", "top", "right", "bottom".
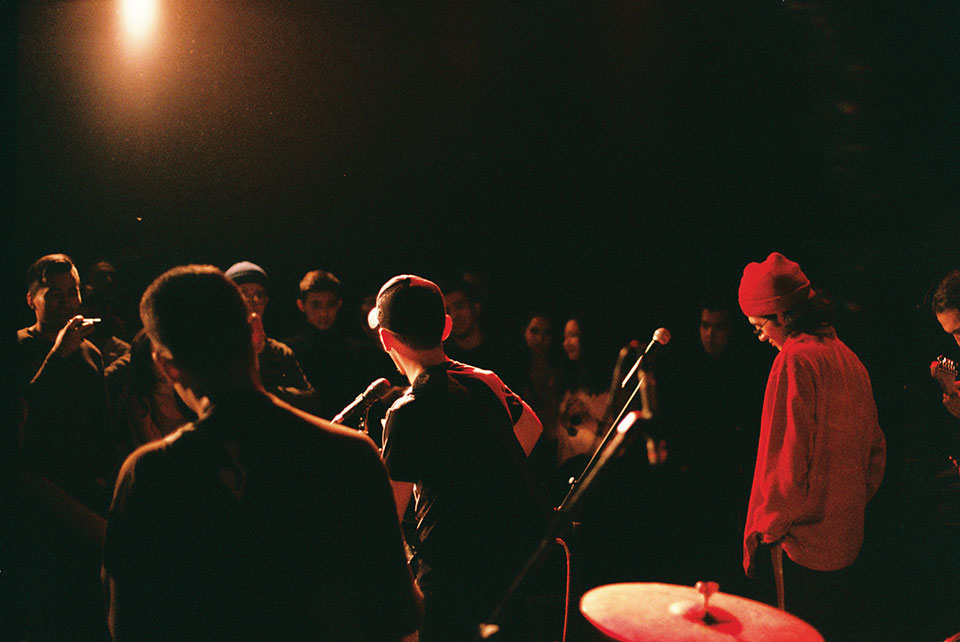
[
  {"left": 932, "top": 269, "right": 960, "bottom": 419},
  {"left": 298, "top": 269, "right": 343, "bottom": 331},
  {"left": 739, "top": 252, "right": 886, "bottom": 640},
  {"left": 16, "top": 253, "right": 115, "bottom": 511},
  {"left": 286, "top": 269, "right": 374, "bottom": 418},
  {"left": 102, "top": 265, "right": 421, "bottom": 641},
  {"left": 371, "top": 274, "right": 546, "bottom": 641},
  {"left": 442, "top": 278, "right": 514, "bottom": 380},
  {"left": 224, "top": 261, "right": 314, "bottom": 409},
  {"left": 699, "top": 300, "right": 733, "bottom": 359}
]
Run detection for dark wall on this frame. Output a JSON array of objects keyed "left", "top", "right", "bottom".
[{"left": 8, "top": 0, "right": 959, "bottom": 350}]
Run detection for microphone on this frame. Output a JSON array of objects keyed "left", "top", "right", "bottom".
[
  {"left": 620, "top": 327, "right": 671, "bottom": 389},
  {"left": 333, "top": 378, "right": 392, "bottom": 428}
]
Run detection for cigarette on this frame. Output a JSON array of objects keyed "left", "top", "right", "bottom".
[{"left": 81, "top": 318, "right": 102, "bottom": 325}]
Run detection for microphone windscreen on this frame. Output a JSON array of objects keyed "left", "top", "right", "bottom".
[
  {"left": 365, "top": 377, "right": 392, "bottom": 398},
  {"left": 653, "top": 327, "right": 671, "bottom": 345}
]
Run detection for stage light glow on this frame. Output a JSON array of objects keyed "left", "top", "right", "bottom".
[{"left": 121, "top": 0, "right": 157, "bottom": 43}]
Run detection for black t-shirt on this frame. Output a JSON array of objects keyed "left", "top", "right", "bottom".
[
  {"left": 16, "top": 326, "right": 115, "bottom": 511},
  {"left": 381, "top": 361, "right": 548, "bottom": 614},
  {"left": 285, "top": 325, "right": 381, "bottom": 419},
  {"left": 102, "top": 391, "right": 420, "bottom": 641}
]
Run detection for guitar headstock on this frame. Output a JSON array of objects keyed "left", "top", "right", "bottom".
[{"left": 931, "top": 355, "right": 959, "bottom": 395}]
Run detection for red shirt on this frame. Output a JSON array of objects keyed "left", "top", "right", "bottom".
[{"left": 744, "top": 330, "right": 886, "bottom": 572}]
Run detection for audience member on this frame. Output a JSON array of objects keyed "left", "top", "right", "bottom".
[
  {"left": 517, "top": 310, "right": 562, "bottom": 441},
  {"left": 15, "top": 253, "right": 116, "bottom": 512},
  {"left": 102, "top": 265, "right": 421, "bottom": 641},
  {"left": 443, "top": 277, "right": 517, "bottom": 382},
  {"left": 106, "top": 329, "right": 194, "bottom": 455},
  {"left": 224, "top": 261, "right": 314, "bottom": 409},
  {"left": 285, "top": 269, "right": 375, "bottom": 418},
  {"left": 656, "top": 295, "right": 768, "bottom": 595},
  {"left": 11, "top": 254, "right": 115, "bottom": 641},
  {"left": 80, "top": 260, "right": 130, "bottom": 366},
  {"left": 552, "top": 313, "right": 614, "bottom": 492}
]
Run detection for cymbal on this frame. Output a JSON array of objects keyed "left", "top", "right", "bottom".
[{"left": 580, "top": 582, "right": 824, "bottom": 642}]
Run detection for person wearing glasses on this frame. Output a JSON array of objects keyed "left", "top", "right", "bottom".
[{"left": 738, "top": 252, "right": 886, "bottom": 641}]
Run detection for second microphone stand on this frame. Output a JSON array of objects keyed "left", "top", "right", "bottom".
[{"left": 475, "top": 361, "right": 657, "bottom": 640}]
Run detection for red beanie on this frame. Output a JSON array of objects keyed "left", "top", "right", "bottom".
[{"left": 738, "top": 252, "right": 811, "bottom": 317}]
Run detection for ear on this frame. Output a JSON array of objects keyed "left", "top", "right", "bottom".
[
  {"left": 441, "top": 314, "right": 453, "bottom": 341},
  {"left": 297, "top": 298, "right": 305, "bottom": 313},
  {"left": 26, "top": 291, "right": 34, "bottom": 311},
  {"left": 152, "top": 348, "right": 182, "bottom": 385},
  {"left": 333, "top": 299, "right": 343, "bottom": 313}
]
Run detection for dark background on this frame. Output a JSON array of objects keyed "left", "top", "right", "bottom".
[
  {"left": 2, "top": 1, "right": 959, "bottom": 637},
  {"left": 4, "top": 1, "right": 958, "bottom": 342}
]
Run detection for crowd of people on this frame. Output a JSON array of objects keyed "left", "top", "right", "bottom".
[{"left": 2, "top": 252, "right": 959, "bottom": 641}]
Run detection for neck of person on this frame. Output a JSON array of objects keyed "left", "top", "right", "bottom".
[
  {"left": 33, "top": 320, "right": 61, "bottom": 343},
  {"left": 175, "top": 364, "right": 264, "bottom": 417},
  {"left": 397, "top": 347, "right": 449, "bottom": 386}
]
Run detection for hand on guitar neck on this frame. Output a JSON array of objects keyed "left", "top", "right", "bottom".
[{"left": 931, "top": 355, "right": 960, "bottom": 420}]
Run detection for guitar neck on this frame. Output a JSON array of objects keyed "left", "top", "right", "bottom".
[
  {"left": 937, "top": 354, "right": 958, "bottom": 376},
  {"left": 933, "top": 354, "right": 959, "bottom": 395}
]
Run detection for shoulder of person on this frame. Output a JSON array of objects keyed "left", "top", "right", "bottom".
[{"left": 115, "top": 424, "right": 192, "bottom": 486}]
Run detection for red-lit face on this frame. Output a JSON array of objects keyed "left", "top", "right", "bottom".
[
  {"left": 563, "top": 319, "right": 582, "bottom": 361},
  {"left": 700, "top": 309, "right": 731, "bottom": 358},
  {"left": 28, "top": 268, "right": 82, "bottom": 334},
  {"left": 238, "top": 282, "right": 268, "bottom": 317},
  {"left": 937, "top": 308, "right": 960, "bottom": 348},
  {"left": 300, "top": 291, "right": 342, "bottom": 331},
  {"left": 524, "top": 316, "right": 553, "bottom": 355},
  {"left": 747, "top": 315, "right": 786, "bottom": 351}
]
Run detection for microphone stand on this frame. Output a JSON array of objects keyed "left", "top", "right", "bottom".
[
  {"left": 475, "top": 372, "right": 654, "bottom": 641},
  {"left": 560, "top": 368, "right": 652, "bottom": 509}
]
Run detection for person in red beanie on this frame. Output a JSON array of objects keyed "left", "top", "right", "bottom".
[{"left": 738, "top": 252, "right": 886, "bottom": 640}]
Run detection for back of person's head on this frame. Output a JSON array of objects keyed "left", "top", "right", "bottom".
[
  {"left": 139, "top": 265, "right": 253, "bottom": 386},
  {"left": 27, "top": 253, "right": 77, "bottom": 296},
  {"left": 933, "top": 269, "right": 960, "bottom": 314},
  {"left": 299, "top": 270, "right": 342, "bottom": 300},
  {"left": 369, "top": 275, "right": 447, "bottom": 351}
]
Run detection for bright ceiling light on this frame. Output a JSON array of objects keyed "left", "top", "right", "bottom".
[{"left": 121, "top": 0, "right": 158, "bottom": 43}]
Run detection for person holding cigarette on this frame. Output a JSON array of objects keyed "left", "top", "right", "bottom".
[{"left": 15, "top": 253, "right": 116, "bottom": 513}]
